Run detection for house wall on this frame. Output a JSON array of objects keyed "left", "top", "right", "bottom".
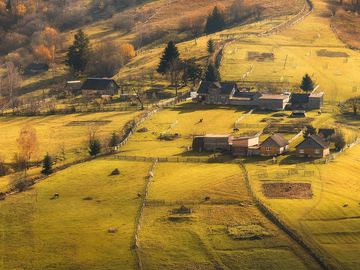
[
  {"left": 257, "top": 98, "right": 288, "bottom": 111},
  {"left": 296, "top": 147, "right": 330, "bottom": 158},
  {"left": 232, "top": 137, "right": 259, "bottom": 147},
  {"left": 308, "top": 96, "right": 323, "bottom": 110},
  {"left": 260, "top": 145, "right": 287, "bottom": 156},
  {"left": 82, "top": 89, "right": 116, "bottom": 96},
  {"left": 204, "top": 137, "right": 230, "bottom": 151}
]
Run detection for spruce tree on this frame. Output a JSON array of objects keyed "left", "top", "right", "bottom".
[
  {"left": 205, "top": 6, "right": 226, "bottom": 34},
  {"left": 303, "top": 125, "right": 317, "bottom": 138},
  {"left": 89, "top": 138, "right": 101, "bottom": 156},
  {"left": 207, "top": 39, "right": 215, "bottom": 54},
  {"left": 66, "top": 30, "right": 91, "bottom": 74},
  {"left": 41, "top": 153, "right": 53, "bottom": 175},
  {"left": 157, "top": 41, "right": 180, "bottom": 75},
  {"left": 182, "top": 59, "right": 202, "bottom": 86},
  {"left": 300, "top": 74, "right": 315, "bottom": 92},
  {"left": 204, "top": 64, "right": 220, "bottom": 82},
  {"left": 109, "top": 132, "right": 120, "bottom": 148}
]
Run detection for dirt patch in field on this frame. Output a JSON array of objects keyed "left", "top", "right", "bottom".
[
  {"left": 66, "top": 120, "right": 112, "bottom": 126},
  {"left": 263, "top": 183, "right": 312, "bottom": 199},
  {"left": 316, "top": 49, "right": 349, "bottom": 58},
  {"left": 248, "top": 52, "right": 275, "bottom": 62}
]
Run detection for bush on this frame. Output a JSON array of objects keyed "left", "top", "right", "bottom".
[
  {"left": 333, "top": 132, "right": 346, "bottom": 151},
  {"left": 89, "top": 138, "right": 101, "bottom": 156}
]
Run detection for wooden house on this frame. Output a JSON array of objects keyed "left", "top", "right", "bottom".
[
  {"left": 295, "top": 135, "right": 330, "bottom": 158},
  {"left": 257, "top": 94, "right": 290, "bottom": 111},
  {"left": 290, "top": 92, "right": 324, "bottom": 110},
  {"left": 193, "top": 134, "right": 231, "bottom": 152},
  {"left": 196, "top": 81, "right": 238, "bottom": 104},
  {"left": 81, "top": 78, "right": 119, "bottom": 96},
  {"left": 231, "top": 135, "right": 260, "bottom": 156},
  {"left": 260, "top": 134, "right": 289, "bottom": 156}
]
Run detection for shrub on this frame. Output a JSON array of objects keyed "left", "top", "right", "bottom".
[{"left": 89, "top": 138, "right": 101, "bottom": 156}]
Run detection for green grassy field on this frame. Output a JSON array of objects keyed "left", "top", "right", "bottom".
[
  {"left": 0, "top": 159, "right": 151, "bottom": 269},
  {"left": 0, "top": 111, "right": 139, "bottom": 162},
  {"left": 220, "top": 0, "right": 360, "bottom": 102},
  {"left": 246, "top": 145, "right": 360, "bottom": 269},
  {"left": 139, "top": 162, "right": 320, "bottom": 269}
]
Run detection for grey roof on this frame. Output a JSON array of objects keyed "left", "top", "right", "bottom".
[
  {"left": 81, "top": 78, "right": 119, "bottom": 90},
  {"left": 296, "top": 134, "right": 329, "bottom": 149},
  {"left": 232, "top": 91, "right": 260, "bottom": 99},
  {"left": 197, "top": 81, "right": 237, "bottom": 95},
  {"left": 261, "top": 133, "right": 289, "bottom": 147}
]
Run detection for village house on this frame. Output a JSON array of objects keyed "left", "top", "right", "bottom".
[
  {"left": 290, "top": 92, "right": 324, "bottom": 110},
  {"left": 81, "top": 78, "right": 120, "bottom": 96},
  {"left": 259, "top": 134, "right": 289, "bottom": 156},
  {"left": 196, "top": 81, "right": 238, "bottom": 104},
  {"left": 192, "top": 134, "right": 232, "bottom": 152},
  {"left": 196, "top": 81, "right": 303, "bottom": 111},
  {"left": 231, "top": 135, "right": 260, "bottom": 156},
  {"left": 65, "top": 80, "right": 82, "bottom": 95},
  {"left": 295, "top": 134, "right": 330, "bottom": 158}
]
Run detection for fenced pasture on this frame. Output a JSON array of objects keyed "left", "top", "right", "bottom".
[
  {"left": 0, "top": 111, "right": 139, "bottom": 162},
  {"left": 220, "top": 0, "right": 360, "bottom": 102},
  {"left": 138, "top": 162, "right": 319, "bottom": 270},
  {"left": 0, "top": 159, "right": 151, "bottom": 270},
  {"left": 247, "top": 144, "right": 360, "bottom": 269}
]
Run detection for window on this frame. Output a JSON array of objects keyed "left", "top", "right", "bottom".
[
  {"left": 299, "top": 149, "right": 305, "bottom": 154},
  {"left": 266, "top": 147, "right": 271, "bottom": 151},
  {"left": 314, "top": 149, "right": 321, "bottom": 154}
]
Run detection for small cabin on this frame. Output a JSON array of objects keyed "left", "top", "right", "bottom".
[
  {"left": 81, "top": 78, "right": 119, "bottom": 96},
  {"left": 295, "top": 135, "right": 330, "bottom": 158},
  {"left": 260, "top": 134, "right": 289, "bottom": 156}
]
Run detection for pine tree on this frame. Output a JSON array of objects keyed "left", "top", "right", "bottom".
[
  {"left": 303, "top": 125, "right": 317, "bottom": 138},
  {"left": 300, "top": 74, "right": 315, "bottom": 92},
  {"left": 41, "top": 153, "right": 53, "bottom": 175},
  {"left": 66, "top": 30, "right": 91, "bottom": 74},
  {"left": 207, "top": 39, "right": 215, "bottom": 54},
  {"left": 89, "top": 138, "right": 101, "bottom": 156},
  {"left": 157, "top": 41, "right": 180, "bottom": 75},
  {"left": 204, "top": 64, "right": 220, "bottom": 82},
  {"left": 204, "top": 6, "right": 226, "bottom": 34}
]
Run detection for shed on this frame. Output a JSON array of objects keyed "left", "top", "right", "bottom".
[
  {"left": 203, "top": 134, "right": 231, "bottom": 151},
  {"left": 81, "top": 78, "right": 119, "bottom": 96},
  {"left": 231, "top": 135, "right": 260, "bottom": 156}
]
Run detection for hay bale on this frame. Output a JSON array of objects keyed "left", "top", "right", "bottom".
[
  {"left": 110, "top": 169, "right": 120, "bottom": 176},
  {"left": 107, "top": 228, "right": 118, "bottom": 234}
]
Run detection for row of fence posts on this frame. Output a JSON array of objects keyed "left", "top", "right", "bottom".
[{"left": 133, "top": 159, "right": 158, "bottom": 270}]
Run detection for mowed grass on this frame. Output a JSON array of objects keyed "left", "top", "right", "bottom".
[
  {"left": 221, "top": 0, "right": 360, "bottom": 102},
  {"left": 247, "top": 144, "right": 360, "bottom": 269},
  {"left": 0, "top": 111, "right": 139, "bottom": 162},
  {"left": 121, "top": 102, "right": 246, "bottom": 157},
  {"left": 139, "top": 162, "right": 320, "bottom": 269},
  {"left": 0, "top": 159, "right": 150, "bottom": 270}
]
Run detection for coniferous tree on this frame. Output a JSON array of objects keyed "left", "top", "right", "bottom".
[
  {"left": 157, "top": 41, "right": 180, "bottom": 75},
  {"left": 303, "top": 125, "right": 317, "bottom": 138},
  {"left": 204, "top": 6, "right": 226, "bottom": 34},
  {"left": 182, "top": 59, "right": 202, "bottom": 86},
  {"left": 204, "top": 64, "right": 220, "bottom": 82},
  {"left": 66, "top": 30, "right": 91, "bottom": 74},
  {"left": 300, "top": 74, "right": 315, "bottom": 92},
  {"left": 89, "top": 138, "right": 101, "bottom": 156},
  {"left": 207, "top": 39, "right": 215, "bottom": 54},
  {"left": 41, "top": 153, "right": 53, "bottom": 175},
  {"left": 109, "top": 132, "right": 120, "bottom": 148}
]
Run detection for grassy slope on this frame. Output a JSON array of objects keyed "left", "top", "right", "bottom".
[
  {"left": 0, "top": 111, "right": 139, "bottom": 162},
  {"left": 221, "top": 0, "right": 360, "bottom": 102},
  {"left": 140, "top": 162, "right": 320, "bottom": 269},
  {"left": 0, "top": 159, "right": 150, "bottom": 270},
  {"left": 246, "top": 145, "right": 360, "bottom": 269}
]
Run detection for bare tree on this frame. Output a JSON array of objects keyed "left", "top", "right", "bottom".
[
  {"left": 132, "top": 86, "right": 146, "bottom": 110},
  {"left": 17, "top": 125, "right": 39, "bottom": 178}
]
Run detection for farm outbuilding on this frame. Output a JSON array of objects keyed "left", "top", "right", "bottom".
[
  {"left": 290, "top": 92, "right": 324, "bottom": 110},
  {"left": 193, "top": 134, "right": 231, "bottom": 152},
  {"left": 231, "top": 135, "right": 260, "bottom": 156},
  {"left": 260, "top": 134, "right": 289, "bottom": 156},
  {"left": 257, "top": 94, "right": 290, "bottom": 111},
  {"left": 196, "top": 81, "right": 238, "bottom": 104},
  {"left": 81, "top": 78, "right": 120, "bottom": 96},
  {"left": 295, "top": 135, "right": 330, "bottom": 158}
]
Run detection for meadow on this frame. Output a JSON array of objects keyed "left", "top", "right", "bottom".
[
  {"left": 0, "top": 111, "right": 139, "bottom": 162},
  {"left": 139, "top": 162, "right": 320, "bottom": 269},
  {"left": 220, "top": 0, "right": 360, "bottom": 102},
  {"left": 246, "top": 144, "right": 360, "bottom": 269},
  {"left": 0, "top": 159, "right": 151, "bottom": 269}
]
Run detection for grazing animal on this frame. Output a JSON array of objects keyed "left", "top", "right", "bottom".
[
  {"left": 199, "top": 118, "right": 203, "bottom": 123},
  {"left": 137, "top": 193, "right": 142, "bottom": 198}
]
